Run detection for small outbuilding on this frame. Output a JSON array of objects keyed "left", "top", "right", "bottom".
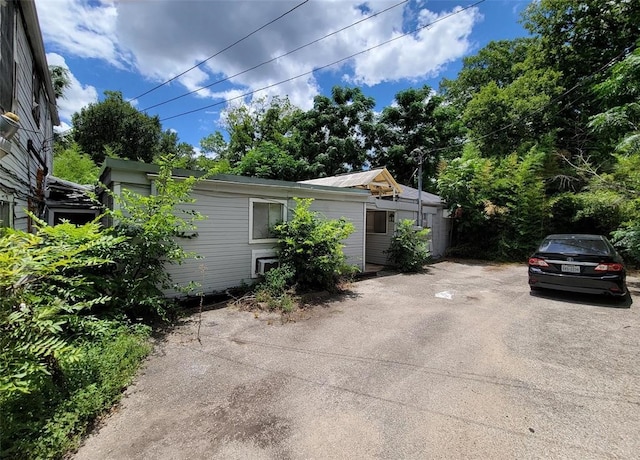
[
  {"left": 301, "top": 168, "right": 451, "bottom": 264},
  {"left": 100, "top": 159, "right": 370, "bottom": 296},
  {"left": 45, "top": 176, "right": 99, "bottom": 225}
]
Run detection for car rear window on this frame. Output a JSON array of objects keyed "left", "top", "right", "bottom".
[{"left": 539, "top": 238, "right": 609, "bottom": 255}]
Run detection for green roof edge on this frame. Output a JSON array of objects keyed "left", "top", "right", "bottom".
[{"left": 100, "top": 158, "right": 370, "bottom": 195}]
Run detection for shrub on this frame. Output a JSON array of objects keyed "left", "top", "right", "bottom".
[
  {"left": 0, "top": 220, "right": 123, "bottom": 397},
  {"left": 253, "top": 264, "right": 297, "bottom": 312},
  {"left": 259, "top": 263, "right": 295, "bottom": 297},
  {"left": 385, "top": 219, "right": 431, "bottom": 272},
  {"left": 0, "top": 324, "right": 151, "bottom": 459},
  {"left": 437, "top": 146, "right": 547, "bottom": 260},
  {"left": 100, "top": 161, "right": 205, "bottom": 321},
  {"left": 273, "top": 198, "right": 357, "bottom": 291}
]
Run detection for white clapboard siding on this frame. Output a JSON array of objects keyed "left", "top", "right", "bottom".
[
  {"left": 366, "top": 232, "right": 392, "bottom": 265},
  {"left": 306, "top": 198, "right": 365, "bottom": 268},
  {"left": 165, "top": 191, "right": 366, "bottom": 295},
  {"left": 102, "top": 161, "right": 369, "bottom": 297},
  {"left": 430, "top": 208, "right": 451, "bottom": 258}
]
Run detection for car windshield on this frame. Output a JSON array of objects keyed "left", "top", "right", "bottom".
[{"left": 539, "top": 238, "right": 609, "bottom": 255}]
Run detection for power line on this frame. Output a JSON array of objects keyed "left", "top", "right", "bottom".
[
  {"left": 161, "top": 0, "right": 486, "bottom": 122},
  {"left": 46, "top": 1, "right": 478, "bottom": 141},
  {"left": 130, "top": 0, "right": 310, "bottom": 102},
  {"left": 141, "top": 0, "right": 409, "bottom": 112}
]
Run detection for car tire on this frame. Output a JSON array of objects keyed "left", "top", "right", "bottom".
[{"left": 614, "top": 291, "right": 631, "bottom": 307}]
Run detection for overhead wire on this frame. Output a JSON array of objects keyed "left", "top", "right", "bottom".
[
  {"left": 160, "top": 0, "right": 486, "bottom": 122},
  {"left": 141, "top": 0, "right": 409, "bottom": 112},
  {"left": 130, "top": 0, "right": 310, "bottom": 102}
]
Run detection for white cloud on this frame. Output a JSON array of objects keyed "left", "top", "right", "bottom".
[
  {"left": 46, "top": 53, "right": 98, "bottom": 123},
  {"left": 36, "top": 0, "right": 126, "bottom": 67},
  {"left": 38, "top": 0, "right": 481, "bottom": 112}
]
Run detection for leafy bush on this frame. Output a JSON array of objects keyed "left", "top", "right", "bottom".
[
  {"left": 253, "top": 264, "right": 296, "bottom": 312},
  {"left": 0, "top": 220, "right": 123, "bottom": 397},
  {"left": 385, "top": 219, "right": 431, "bottom": 272},
  {"left": 612, "top": 221, "right": 640, "bottom": 265},
  {"left": 0, "top": 324, "right": 150, "bottom": 459},
  {"left": 259, "top": 263, "right": 295, "bottom": 297},
  {"left": 437, "top": 146, "right": 547, "bottom": 260},
  {"left": 273, "top": 198, "right": 357, "bottom": 291},
  {"left": 100, "top": 161, "right": 205, "bottom": 320}
]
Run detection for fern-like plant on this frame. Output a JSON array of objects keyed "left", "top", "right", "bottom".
[{"left": 0, "top": 220, "right": 123, "bottom": 397}]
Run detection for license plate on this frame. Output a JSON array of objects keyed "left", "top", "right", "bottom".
[{"left": 561, "top": 264, "right": 580, "bottom": 273}]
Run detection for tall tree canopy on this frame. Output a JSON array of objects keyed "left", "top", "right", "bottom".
[
  {"left": 71, "top": 91, "right": 163, "bottom": 164},
  {"left": 373, "top": 85, "right": 459, "bottom": 188},
  {"left": 521, "top": 0, "right": 640, "bottom": 159},
  {"left": 220, "top": 96, "right": 301, "bottom": 165},
  {"left": 292, "top": 86, "right": 376, "bottom": 178}
]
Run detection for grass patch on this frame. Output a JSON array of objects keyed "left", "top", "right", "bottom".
[{"left": 0, "top": 324, "right": 151, "bottom": 459}]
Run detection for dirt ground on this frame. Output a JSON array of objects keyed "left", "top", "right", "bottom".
[{"left": 74, "top": 261, "right": 640, "bottom": 459}]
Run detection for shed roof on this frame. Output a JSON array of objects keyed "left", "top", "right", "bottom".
[
  {"left": 395, "top": 184, "right": 443, "bottom": 206},
  {"left": 46, "top": 176, "right": 95, "bottom": 208},
  {"left": 299, "top": 168, "right": 402, "bottom": 196}
]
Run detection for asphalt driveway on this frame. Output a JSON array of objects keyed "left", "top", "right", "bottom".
[{"left": 75, "top": 261, "right": 640, "bottom": 459}]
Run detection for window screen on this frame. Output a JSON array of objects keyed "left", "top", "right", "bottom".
[{"left": 252, "top": 201, "right": 283, "bottom": 240}]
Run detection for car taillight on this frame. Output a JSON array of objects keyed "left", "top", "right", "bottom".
[
  {"left": 594, "top": 263, "right": 624, "bottom": 272},
  {"left": 529, "top": 257, "right": 549, "bottom": 267}
]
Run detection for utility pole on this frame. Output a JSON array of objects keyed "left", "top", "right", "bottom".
[{"left": 411, "top": 147, "right": 424, "bottom": 228}]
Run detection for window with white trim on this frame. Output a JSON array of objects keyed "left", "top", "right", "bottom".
[
  {"left": 366, "top": 210, "right": 388, "bottom": 234},
  {"left": 249, "top": 198, "right": 286, "bottom": 243}
]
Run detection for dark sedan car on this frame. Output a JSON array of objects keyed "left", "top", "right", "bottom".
[{"left": 528, "top": 234, "right": 627, "bottom": 297}]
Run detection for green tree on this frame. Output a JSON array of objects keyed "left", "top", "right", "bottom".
[
  {"left": 521, "top": 0, "right": 640, "bottom": 159},
  {"left": 53, "top": 142, "right": 100, "bottom": 184},
  {"left": 462, "top": 65, "right": 563, "bottom": 157},
  {"left": 0, "top": 220, "right": 123, "bottom": 397},
  {"left": 584, "top": 47, "right": 640, "bottom": 262},
  {"left": 72, "top": 91, "right": 162, "bottom": 164},
  {"left": 588, "top": 47, "right": 640, "bottom": 156},
  {"left": 220, "top": 96, "right": 301, "bottom": 166},
  {"left": 200, "top": 131, "right": 229, "bottom": 159},
  {"left": 100, "top": 161, "right": 205, "bottom": 320},
  {"left": 155, "top": 129, "right": 196, "bottom": 167},
  {"left": 372, "top": 85, "right": 460, "bottom": 188},
  {"left": 49, "top": 65, "right": 71, "bottom": 100},
  {"left": 440, "top": 38, "right": 536, "bottom": 110},
  {"left": 292, "top": 86, "right": 376, "bottom": 177},
  {"left": 232, "top": 142, "right": 308, "bottom": 181},
  {"left": 437, "top": 146, "right": 547, "bottom": 259}
]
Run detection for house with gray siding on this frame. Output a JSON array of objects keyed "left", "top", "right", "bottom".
[
  {"left": 301, "top": 168, "right": 451, "bottom": 264},
  {"left": 0, "top": 0, "right": 59, "bottom": 231},
  {"left": 100, "top": 159, "right": 370, "bottom": 296}
]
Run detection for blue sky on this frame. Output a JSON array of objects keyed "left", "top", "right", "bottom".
[{"left": 36, "top": 0, "right": 532, "bottom": 152}]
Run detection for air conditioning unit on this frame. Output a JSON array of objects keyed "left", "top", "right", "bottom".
[{"left": 257, "top": 258, "right": 280, "bottom": 275}]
